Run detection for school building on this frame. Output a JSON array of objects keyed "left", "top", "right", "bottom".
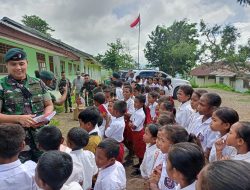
[{"left": 0, "top": 17, "right": 107, "bottom": 82}]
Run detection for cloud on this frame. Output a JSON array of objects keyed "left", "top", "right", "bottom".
[{"left": 0, "top": 0, "right": 249, "bottom": 67}]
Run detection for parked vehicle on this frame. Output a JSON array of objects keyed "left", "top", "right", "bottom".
[{"left": 133, "top": 69, "right": 191, "bottom": 99}]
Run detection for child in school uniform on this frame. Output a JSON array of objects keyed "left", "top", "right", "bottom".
[
  {"left": 176, "top": 85, "right": 194, "bottom": 129},
  {"left": 67, "top": 127, "right": 98, "bottom": 190},
  {"left": 115, "top": 80, "right": 124, "bottom": 100},
  {"left": 188, "top": 93, "right": 222, "bottom": 160},
  {"left": 0, "top": 124, "right": 37, "bottom": 190},
  {"left": 162, "top": 78, "right": 173, "bottom": 97},
  {"left": 129, "top": 94, "right": 147, "bottom": 175},
  {"left": 93, "top": 92, "right": 110, "bottom": 138},
  {"left": 36, "top": 126, "right": 84, "bottom": 186},
  {"left": 105, "top": 100, "right": 126, "bottom": 163},
  {"left": 209, "top": 107, "right": 239, "bottom": 162},
  {"left": 94, "top": 138, "right": 126, "bottom": 190},
  {"left": 35, "top": 150, "right": 82, "bottom": 190},
  {"left": 78, "top": 107, "right": 102, "bottom": 154},
  {"left": 140, "top": 124, "right": 160, "bottom": 179},
  {"left": 167, "top": 143, "right": 205, "bottom": 190},
  {"left": 148, "top": 91, "right": 159, "bottom": 123}
]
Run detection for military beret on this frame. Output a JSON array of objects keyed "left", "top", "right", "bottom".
[
  {"left": 40, "top": 70, "right": 55, "bottom": 80},
  {"left": 4, "top": 48, "right": 27, "bottom": 63},
  {"left": 112, "top": 72, "right": 120, "bottom": 79}
]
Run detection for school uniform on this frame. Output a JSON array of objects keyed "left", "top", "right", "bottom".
[
  {"left": 130, "top": 107, "right": 146, "bottom": 159},
  {"left": 65, "top": 160, "right": 84, "bottom": 186},
  {"left": 70, "top": 149, "right": 98, "bottom": 190},
  {"left": 175, "top": 181, "right": 196, "bottom": 190},
  {"left": 163, "top": 86, "right": 173, "bottom": 97},
  {"left": 123, "top": 98, "right": 135, "bottom": 145},
  {"left": 0, "top": 160, "right": 36, "bottom": 190},
  {"left": 94, "top": 161, "right": 126, "bottom": 190},
  {"left": 105, "top": 116, "right": 125, "bottom": 162},
  {"left": 158, "top": 154, "right": 176, "bottom": 190},
  {"left": 153, "top": 150, "right": 164, "bottom": 170},
  {"left": 149, "top": 102, "right": 158, "bottom": 121},
  {"left": 61, "top": 182, "right": 82, "bottom": 190},
  {"left": 140, "top": 144, "right": 159, "bottom": 179},
  {"left": 176, "top": 101, "right": 193, "bottom": 129},
  {"left": 186, "top": 111, "right": 200, "bottom": 134},
  {"left": 209, "top": 134, "right": 237, "bottom": 162},
  {"left": 84, "top": 127, "right": 102, "bottom": 154},
  {"left": 98, "top": 103, "right": 110, "bottom": 138},
  {"left": 231, "top": 152, "right": 250, "bottom": 163},
  {"left": 116, "top": 87, "right": 124, "bottom": 100},
  {"left": 60, "top": 144, "right": 72, "bottom": 154},
  {"left": 188, "top": 116, "right": 219, "bottom": 152}
]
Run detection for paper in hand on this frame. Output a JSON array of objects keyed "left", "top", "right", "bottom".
[{"left": 33, "top": 111, "right": 56, "bottom": 123}]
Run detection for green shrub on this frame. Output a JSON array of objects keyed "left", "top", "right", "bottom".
[
  {"left": 49, "top": 119, "right": 60, "bottom": 126},
  {"left": 189, "top": 78, "right": 199, "bottom": 88},
  {"left": 54, "top": 105, "right": 64, "bottom": 113}
]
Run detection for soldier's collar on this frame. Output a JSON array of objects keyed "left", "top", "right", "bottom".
[{"left": 7, "top": 75, "right": 27, "bottom": 85}]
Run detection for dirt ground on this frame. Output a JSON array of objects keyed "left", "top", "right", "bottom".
[{"left": 55, "top": 88, "right": 250, "bottom": 190}]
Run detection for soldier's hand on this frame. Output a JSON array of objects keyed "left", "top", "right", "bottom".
[{"left": 18, "top": 115, "right": 37, "bottom": 128}]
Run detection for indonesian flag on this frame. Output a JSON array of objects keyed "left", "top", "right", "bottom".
[{"left": 130, "top": 15, "right": 140, "bottom": 28}]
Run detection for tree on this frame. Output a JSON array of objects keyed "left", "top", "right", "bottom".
[
  {"left": 144, "top": 20, "right": 199, "bottom": 76},
  {"left": 237, "top": 0, "right": 250, "bottom": 6},
  {"left": 96, "top": 39, "right": 135, "bottom": 71},
  {"left": 21, "top": 15, "right": 55, "bottom": 36},
  {"left": 199, "top": 20, "right": 250, "bottom": 70}
]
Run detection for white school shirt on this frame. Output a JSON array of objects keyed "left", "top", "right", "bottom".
[
  {"left": 0, "top": 160, "right": 37, "bottom": 190},
  {"left": 231, "top": 152, "right": 250, "bottom": 163},
  {"left": 125, "top": 98, "right": 135, "bottom": 114},
  {"left": 209, "top": 134, "right": 237, "bottom": 162},
  {"left": 158, "top": 154, "right": 176, "bottom": 190},
  {"left": 149, "top": 102, "right": 158, "bottom": 120},
  {"left": 163, "top": 86, "right": 173, "bottom": 97},
  {"left": 89, "top": 125, "right": 102, "bottom": 138},
  {"left": 186, "top": 112, "right": 200, "bottom": 134},
  {"left": 189, "top": 116, "right": 219, "bottom": 151},
  {"left": 61, "top": 182, "right": 83, "bottom": 190},
  {"left": 175, "top": 181, "right": 196, "bottom": 190},
  {"left": 99, "top": 104, "right": 111, "bottom": 138},
  {"left": 65, "top": 158, "right": 84, "bottom": 186},
  {"left": 105, "top": 116, "right": 125, "bottom": 142},
  {"left": 153, "top": 150, "right": 164, "bottom": 170},
  {"left": 70, "top": 149, "right": 98, "bottom": 190},
  {"left": 130, "top": 107, "right": 145, "bottom": 131},
  {"left": 116, "top": 87, "right": 124, "bottom": 100},
  {"left": 140, "top": 144, "right": 159, "bottom": 179},
  {"left": 94, "top": 161, "right": 126, "bottom": 190},
  {"left": 176, "top": 101, "right": 193, "bottom": 129}
]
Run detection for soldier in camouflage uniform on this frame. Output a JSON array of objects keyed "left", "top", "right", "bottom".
[
  {"left": 58, "top": 71, "right": 72, "bottom": 112},
  {"left": 39, "top": 70, "right": 68, "bottom": 106},
  {"left": 81, "top": 73, "right": 98, "bottom": 106},
  {"left": 0, "top": 48, "right": 54, "bottom": 162}
]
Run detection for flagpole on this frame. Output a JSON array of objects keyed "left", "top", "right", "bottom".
[{"left": 137, "top": 15, "right": 140, "bottom": 69}]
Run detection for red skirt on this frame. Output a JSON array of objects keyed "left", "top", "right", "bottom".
[
  {"left": 124, "top": 120, "right": 133, "bottom": 142},
  {"left": 116, "top": 143, "right": 124, "bottom": 163},
  {"left": 132, "top": 129, "right": 146, "bottom": 159}
]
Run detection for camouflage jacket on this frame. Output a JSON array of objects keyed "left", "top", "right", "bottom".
[{"left": 0, "top": 75, "right": 51, "bottom": 116}]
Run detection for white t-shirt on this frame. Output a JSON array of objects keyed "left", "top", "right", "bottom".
[
  {"left": 149, "top": 102, "right": 158, "bottom": 120},
  {"left": 61, "top": 182, "right": 82, "bottom": 190},
  {"left": 175, "top": 181, "right": 196, "bottom": 190},
  {"left": 188, "top": 116, "right": 219, "bottom": 151},
  {"left": 116, "top": 87, "right": 124, "bottom": 100},
  {"left": 105, "top": 116, "right": 125, "bottom": 142},
  {"left": 186, "top": 112, "right": 200, "bottom": 134},
  {"left": 64, "top": 159, "right": 84, "bottom": 186},
  {"left": 209, "top": 134, "right": 237, "bottom": 162},
  {"left": 94, "top": 161, "right": 126, "bottom": 190},
  {"left": 140, "top": 144, "right": 159, "bottom": 179},
  {"left": 176, "top": 101, "right": 193, "bottom": 129},
  {"left": 231, "top": 152, "right": 250, "bottom": 163},
  {"left": 130, "top": 108, "right": 145, "bottom": 131},
  {"left": 125, "top": 98, "right": 135, "bottom": 114},
  {"left": 89, "top": 125, "right": 102, "bottom": 138},
  {"left": 70, "top": 149, "right": 98, "bottom": 190},
  {"left": 163, "top": 86, "right": 173, "bottom": 97},
  {"left": 0, "top": 160, "right": 36, "bottom": 190}
]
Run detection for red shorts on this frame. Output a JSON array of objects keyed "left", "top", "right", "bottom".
[
  {"left": 132, "top": 129, "right": 146, "bottom": 159},
  {"left": 116, "top": 143, "right": 124, "bottom": 163}
]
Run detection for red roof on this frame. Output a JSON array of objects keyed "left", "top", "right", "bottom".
[{"left": 190, "top": 65, "right": 216, "bottom": 76}]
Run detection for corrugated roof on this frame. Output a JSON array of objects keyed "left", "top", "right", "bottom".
[
  {"left": 190, "top": 65, "right": 216, "bottom": 76},
  {"left": 210, "top": 69, "right": 236, "bottom": 77}
]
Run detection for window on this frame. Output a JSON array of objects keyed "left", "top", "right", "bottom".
[
  {"left": 219, "top": 77, "right": 224, "bottom": 84},
  {"left": 68, "top": 63, "right": 73, "bottom": 75},
  {"left": 73, "top": 64, "right": 77, "bottom": 74},
  {"left": 49, "top": 56, "right": 54, "bottom": 72},
  {"left": 197, "top": 76, "right": 205, "bottom": 79},
  {"left": 139, "top": 71, "right": 156, "bottom": 78},
  {"left": 36, "top": 53, "right": 46, "bottom": 71},
  {"left": 208, "top": 76, "right": 215, "bottom": 79},
  {"left": 0, "top": 42, "right": 16, "bottom": 74},
  {"left": 60, "top": 60, "right": 65, "bottom": 72}
]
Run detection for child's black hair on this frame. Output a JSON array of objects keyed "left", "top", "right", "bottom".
[
  {"left": 113, "top": 100, "right": 127, "bottom": 115},
  {"left": 67, "top": 127, "right": 89, "bottom": 150},
  {"left": 134, "top": 84, "right": 142, "bottom": 93},
  {"left": 115, "top": 80, "right": 123, "bottom": 88},
  {"left": 193, "top": 89, "right": 208, "bottom": 98},
  {"left": 135, "top": 94, "right": 147, "bottom": 117},
  {"left": 236, "top": 122, "right": 250, "bottom": 151},
  {"left": 145, "top": 86, "right": 152, "bottom": 93},
  {"left": 214, "top": 107, "right": 239, "bottom": 127},
  {"left": 37, "top": 126, "right": 62, "bottom": 151},
  {"left": 157, "top": 112, "right": 175, "bottom": 126},
  {"left": 149, "top": 91, "right": 159, "bottom": 99},
  {"left": 135, "top": 75, "right": 141, "bottom": 81},
  {"left": 147, "top": 123, "right": 160, "bottom": 138},
  {"left": 97, "top": 138, "right": 120, "bottom": 159},
  {"left": 179, "top": 85, "right": 194, "bottom": 99},
  {"left": 202, "top": 93, "right": 222, "bottom": 107},
  {"left": 78, "top": 106, "right": 102, "bottom": 127},
  {"left": 37, "top": 150, "right": 73, "bottom": 190},
  {"left": 0, "top": 124, "right": 25, "bottom": 159},
  {"left": 123, "top": 85, "right": 133, "bottom": 93},
  {"left": 93, "top": 92, "right": 106, "bottom": 104},
  {"left": 168, "top": 142, "right": 205, "bottom": 185}
]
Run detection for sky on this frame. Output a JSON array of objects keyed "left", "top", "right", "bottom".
[{"left": 0, "top": 0, "right": 250, "bottom": 65}]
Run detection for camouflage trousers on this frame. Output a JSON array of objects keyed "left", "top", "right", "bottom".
[{"left": 19, "top": 127, "right": 43, "bottom": 163}]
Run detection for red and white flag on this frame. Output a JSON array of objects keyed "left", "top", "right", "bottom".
[{"left": 130, "top": 14, "right": 140, "bottom": 28}]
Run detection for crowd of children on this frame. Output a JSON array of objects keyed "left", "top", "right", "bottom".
[{"left": 1, "top": 73, "right": 250, "bottom": 190}]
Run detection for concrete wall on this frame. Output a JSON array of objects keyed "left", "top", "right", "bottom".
[{"left": 194, "top": 76, "right": 216, "bottom": 86}]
